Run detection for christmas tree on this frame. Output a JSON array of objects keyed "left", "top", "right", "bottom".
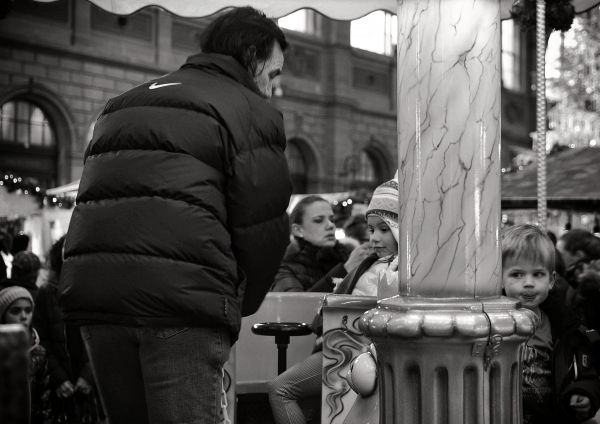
[{"left": 547, "top": 7, "right": 600, "bottom": 149}]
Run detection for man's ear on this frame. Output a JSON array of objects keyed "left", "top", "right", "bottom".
[
  {"left": 243, "top": 45, "right": 257, "bottom": 75},
  {"left": 291, "top": 223, "right": 303, "bottom": 239},
  {"left": 550, "top": 271, "right": 556, "bottom": 290}
]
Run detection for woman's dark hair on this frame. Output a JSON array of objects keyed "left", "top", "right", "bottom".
[
  {"left": 560, "top": 229, "right": 600, "bottom": 261},
  {"left": 290, "top": 195, "right": 328, "bottom": 226},
  {"left": 200, "top": 7, "right": 288, "bottom": 76},
  {"left": 48, "top": 236, "right": 65, "bottom": 277}
]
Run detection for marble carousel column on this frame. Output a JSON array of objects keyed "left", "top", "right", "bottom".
[{"left": 360, "top": 0, "right": 538, "bottom": 422}]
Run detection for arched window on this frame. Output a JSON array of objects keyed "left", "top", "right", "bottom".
[
  {"left": 285, "top": 140, "right": 307, "bottom": 194},
  {"left": 0, "top": 98, "right": 58, "bottom": 187},
  {"left": 1, "top": 100, "right": 55, "bottom": 147},
  {"left": 353, "top": 151, "right": 378, "bottom": 188}
]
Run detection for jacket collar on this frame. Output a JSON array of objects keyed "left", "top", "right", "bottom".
[{"left": 182, "top": 53, "right": 260, "bottom": 96}]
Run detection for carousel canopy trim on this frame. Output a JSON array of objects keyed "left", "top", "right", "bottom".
[
  {"left": 38, "top": 0, "right": 600, "bottom": 20},
  {"left": 39, "top": 0, "right": 396, "bottom": 20}
]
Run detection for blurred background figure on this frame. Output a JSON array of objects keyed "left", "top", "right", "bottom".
[
  {"left": 341, "top": 214, "right": 370, "bottom": 248},
  {"left": 555, "top": 229, "right": 600, "bottom": 368},
  {"left": 10, "top": 233, "right": 30, "bottom": 256},
  {"left": 557, "top": 229, "right": 600, "bottom": 271},
  {"left": 0, "top": 230, "right": 12, "bottom": 281},
  {"left": 0, "top": 251, "right": 41, "bottom": 298}
]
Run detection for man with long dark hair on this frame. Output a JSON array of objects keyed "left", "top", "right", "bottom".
[{"left": 60, "top": 7, "right": 291, "bottom": 423}]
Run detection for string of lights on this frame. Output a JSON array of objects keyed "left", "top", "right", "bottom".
[{"left": 0, "top": 171, "right": 76, "bottom": 209}]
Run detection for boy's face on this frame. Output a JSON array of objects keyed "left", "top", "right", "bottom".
[
  {"left": 502, "top": 259, "right": 554, "bottom": 310},
  {"left": 3, "top": 299, "right": 33, "bottom": 327},
  {"left": 367, "top": 215, "right": 398, "bottom": 258}
]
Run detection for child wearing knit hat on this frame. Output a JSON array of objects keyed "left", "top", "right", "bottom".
[
  {"left": 268, "top": 178, "right": 400, "bottom": 424},
  {"left": 0, "top": 285, "right": 34, "bottom": 327},
  {"left": 0, "top": 286, "right": 50, "bottom": 422}
]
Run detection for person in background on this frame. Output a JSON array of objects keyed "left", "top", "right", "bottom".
[
  {"left": 557, "top": 229, "right": 600, "bottom": 273},
  {"left": 341, "top": 214, "right": 370, "bottom": 248},
  {"left": 556, "top": 229, "right": 600, "bottom": 344},
  {"left": 59, "top": 6, "right": 291, "bottom": 423},
  {"left": 10, "top": 233, "right": 30, "bottom": 256},
  {"left": 33, "top": 236, "right": 103, "bottom": 423},
  {"left": 502, "top": 224, "right": 600, "bottom": 424},
  {"left": 0, "top": 286, "right": 50, "bottom": 423},
  {"left": 0, "top": 230, "right": 12, "bottom": 280},
  {"left": 268, "top": 179, "right": 399, "bottom": 424},
  {"left": 0, "top": 251, "right": 41, "bottom": 298},
  {"left": 271, "top": 196, "right": 370, "bottom": 292}
]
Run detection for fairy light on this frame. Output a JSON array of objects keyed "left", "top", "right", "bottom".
[{"left": 0, "top": 170, "right": 75, "bottom": 209}]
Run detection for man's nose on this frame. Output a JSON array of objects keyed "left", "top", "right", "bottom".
[{"left": 326, "top": 219, "right": 335, "bottom": 229}]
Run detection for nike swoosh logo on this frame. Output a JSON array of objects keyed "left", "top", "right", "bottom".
[{"left": 149, "top": 82, "right": 182, "bottom": 89}]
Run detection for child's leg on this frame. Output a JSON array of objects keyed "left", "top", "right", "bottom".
[{"left": 267, "top": 352, "right": 323, "bottom": 424}]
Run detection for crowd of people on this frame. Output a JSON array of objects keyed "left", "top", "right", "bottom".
[
  {"left": 4, "top": 181, "right": 600, "bottom": 424},
  {"left": 0, "top": 235, "right": 104, "bottom": 423},
  {"left": 1, "top": 5, "right": 600, "bottom": 424}
]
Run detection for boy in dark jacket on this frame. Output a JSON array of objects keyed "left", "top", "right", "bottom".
[{"left": 502, "top": 224, "right": 600, "bottom": 424}]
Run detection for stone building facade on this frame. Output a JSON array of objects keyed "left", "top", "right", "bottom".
[{"left": 0, "top": 0, "right": 535, "bottom": 196}]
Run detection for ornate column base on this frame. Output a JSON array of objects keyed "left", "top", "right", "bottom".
[{"left": 360, "top": 296, "right": 537, "bottom": 424}]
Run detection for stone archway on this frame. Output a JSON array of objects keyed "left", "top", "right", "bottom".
[
  {"left": 286, "top": 136, "right": 322, "bottom": 193},
  {"left": 0, "top": 83, "right": 76, "bottom": 185}
]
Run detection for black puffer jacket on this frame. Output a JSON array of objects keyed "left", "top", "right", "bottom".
[
  {"left": 60, "top": 54, "right": 291, "bottom": 342},
  {"left": 271, "top": 239, "right": 351, "bottom": 292}
]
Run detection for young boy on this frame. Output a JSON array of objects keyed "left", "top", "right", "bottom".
[{"left": 502, "top": 224, "right": 600, "bottom": 424}]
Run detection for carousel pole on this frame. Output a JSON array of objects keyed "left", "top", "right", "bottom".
[
  {"left": 536, "top": 0, "right": 548, "bottom": 229},
  {"left": 360, "top": 0, "right": 537, "bottom": 422}
]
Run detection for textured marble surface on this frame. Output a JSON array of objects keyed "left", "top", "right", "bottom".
[{"left": 395, "top": 0, "right": 502, "bottom": 299}]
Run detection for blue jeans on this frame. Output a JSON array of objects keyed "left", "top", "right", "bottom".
[{"left": 81, "top": 325, "right": 230, "bottom": 424}]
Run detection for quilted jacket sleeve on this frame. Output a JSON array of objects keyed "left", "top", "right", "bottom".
[{"left": 225, "top": 104, "right": 292, "bottom": 316}]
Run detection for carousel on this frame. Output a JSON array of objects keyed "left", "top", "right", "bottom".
[{"left": 10, "top": 0, "right": 600, "bottom": 423}]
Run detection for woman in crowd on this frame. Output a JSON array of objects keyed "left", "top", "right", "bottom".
[{"left": 271, "top": 195, "right": 370, "bottom": 292}]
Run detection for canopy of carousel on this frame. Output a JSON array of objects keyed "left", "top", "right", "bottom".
[
  {"left": 35, "top": 0, "right": 600, "bottom": 20},
  {"left": 502, "top": 147, "right": 600, "bottom": 211}
]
